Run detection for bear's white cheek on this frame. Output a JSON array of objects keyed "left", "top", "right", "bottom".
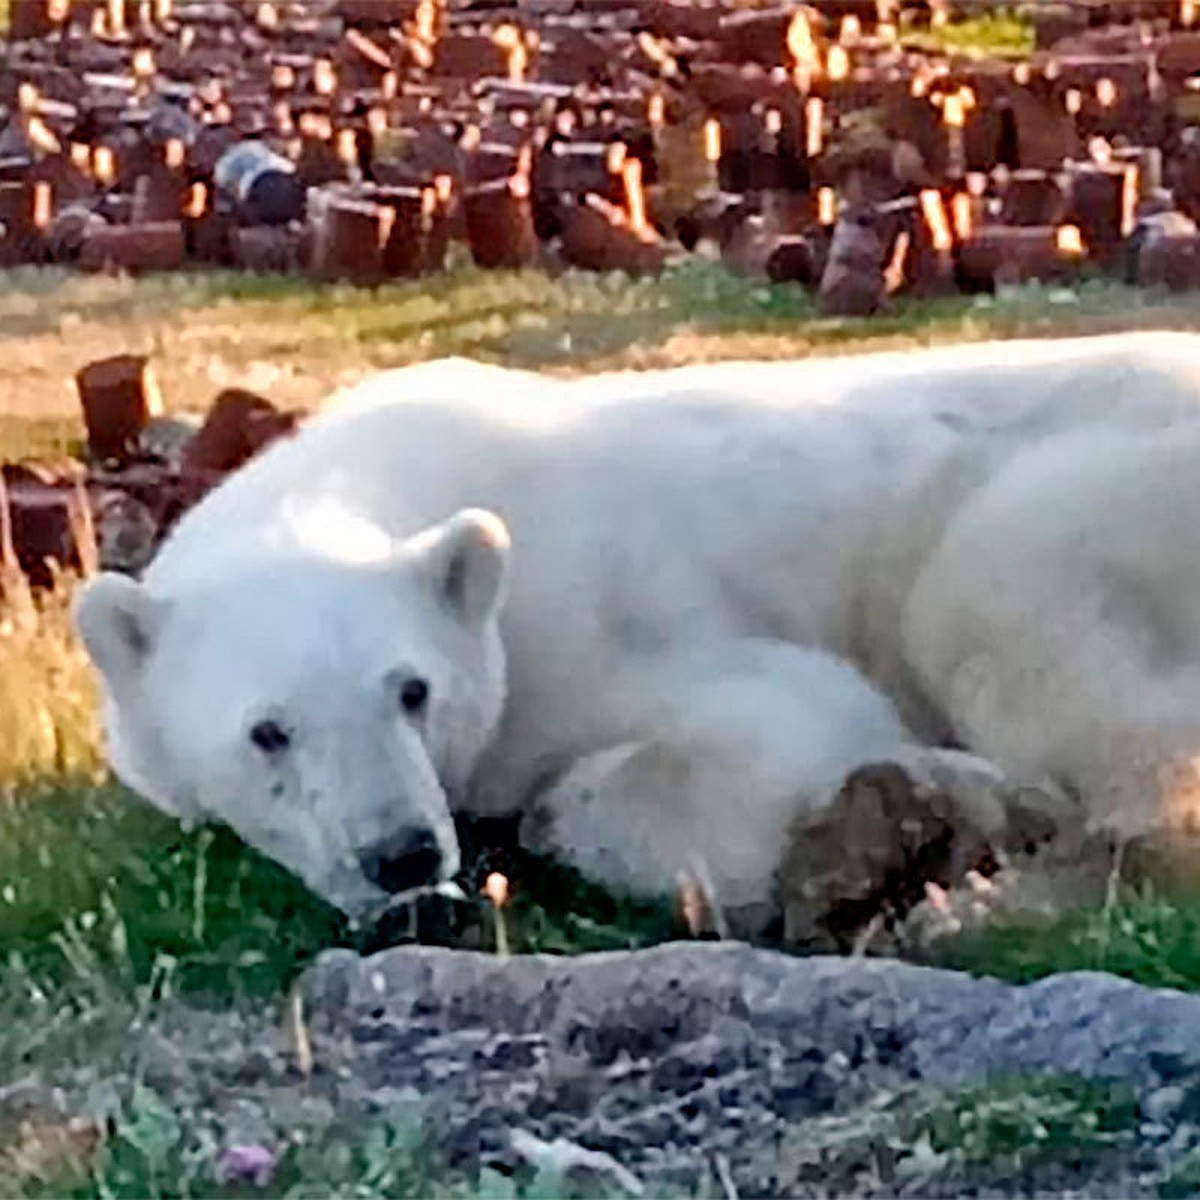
[
  {"left": 105, "top": 713, "right": 176, "bottom": 815},
  {"left": 427, "top": 659, "right": 507, "bottom": 794},
  {"left": 99, "top": 695, "right": 205, "bottom": 824},
  {"left": 145, "top": 719, "right": 283, "bottom": 837},
  {"left": 197, "top": 757, "right": 326, "bottom": 872},
  {"left": 234, "top": 738, "right": 392, "bottom": 854},
  {"left": 423, "top": 700, "right": 474, "bottom": 796}
]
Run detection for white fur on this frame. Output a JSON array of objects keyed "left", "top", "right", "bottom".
[{"left": 72, "top": 331, "right": 1200, "bottom": 918}]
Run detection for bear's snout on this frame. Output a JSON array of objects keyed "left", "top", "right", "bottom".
[{"left": 358, "top": 826, "right": 445, "bottom": 894}]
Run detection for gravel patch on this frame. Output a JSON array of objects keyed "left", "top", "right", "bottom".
[{"left": 14, "top": 943, "right": 1200, "bottom": 1196}]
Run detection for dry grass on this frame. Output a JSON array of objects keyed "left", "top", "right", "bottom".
[
  {"left": 7, "top": 262, "right": 1200, "bottom": 432},
  {"left": 0, "top": 578, "right": 101, "bottom": 790}
]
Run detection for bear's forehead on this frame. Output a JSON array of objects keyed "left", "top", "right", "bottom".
[
  {"left": 145, "top": 637, "right": 412, "bottom": 746},
  {"left": 154, "top": 576, "right": 430, "bottom": 683},
  {"left": 177, "top": 588, "right": 386, "bottom": 647}
]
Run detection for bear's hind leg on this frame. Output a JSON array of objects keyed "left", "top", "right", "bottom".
[
  {"left": 906, "top": 533, "right": 1200, "bottom": 840},
  {"left": 902, "top": 426, "right": 1200, "bottom": 841}
]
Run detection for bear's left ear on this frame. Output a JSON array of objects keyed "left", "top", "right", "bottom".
[
  {"left": 72, "top": 572, "right": 169, "bottom": 691},
  {"left": 415, "top": 508, "right": 511, "bottom": 627}
]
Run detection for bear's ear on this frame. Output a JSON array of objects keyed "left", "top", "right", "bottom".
[
  {"left": 72, "top": 572, "right": 167, "bottom": 689},
  {"left": 414, "top": 508, "right": 511, "bottom": 627}
]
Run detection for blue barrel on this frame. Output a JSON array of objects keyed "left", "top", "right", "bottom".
[{"left": 214, "top": 140, "right": 306, "bottom": 226}]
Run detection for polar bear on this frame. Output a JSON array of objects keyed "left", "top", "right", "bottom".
[{"left": 72, "top": 331, "right": 1200, "bottom": 926}]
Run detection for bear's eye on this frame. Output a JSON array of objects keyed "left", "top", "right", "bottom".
[
  {"left": 399, "top": 677, "right": 429, "bottom": 715},
  {"left": 250, "top": 720, "right": 291, "bottom": 755}
]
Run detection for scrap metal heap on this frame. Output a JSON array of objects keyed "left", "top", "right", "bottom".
[{"left": 1, "top": 0, "right": 1200, "bottom": 303}]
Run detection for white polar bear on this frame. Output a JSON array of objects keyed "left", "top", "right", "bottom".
[{"left": 72, "top": 331, "right": 1200, "bottom": 923}]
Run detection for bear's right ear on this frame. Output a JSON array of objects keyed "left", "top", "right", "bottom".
[
  {"left": 72, "top": 573, "right": 166, "bottom": 689},
  {"left": 413, "top": 508, "right": 512, "bottom": 628}
]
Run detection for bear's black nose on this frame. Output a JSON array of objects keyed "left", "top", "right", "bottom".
[{"left": 358, "top": 827, "right": 444, "bottom": 894}]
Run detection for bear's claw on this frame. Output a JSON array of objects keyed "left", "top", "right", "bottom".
[{"left": 779, "top": 749, "right": 1078, "bottom": 952}]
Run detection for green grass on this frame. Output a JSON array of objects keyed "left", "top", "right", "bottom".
[
  {"left": 902, "top": 10, "right": 1036, "bottom": 59},
  {"left": 13, "top": 1084, "right": 620, "bottom": 1200},
  {"left": 0, "top": 778, "right": 676, "bottom": 1196},
  {"left": 930, "top": 880, "right": 1200, "bottom": 993},
  {"left": 0, "top": 778, "right": 678, "bottom": 1015},
  {"left": 0, "top": 784, "right": 343, "bottom": 1010},
  {"left": 781, "top": 1073, "right": 1140, "bottom": 1193},
  {"left": 1163, "top": 1146, "right": 1200, "bottom": 1199},
  {"left": 22, "top": 1093, "right": 450, "bottom": 1200}
]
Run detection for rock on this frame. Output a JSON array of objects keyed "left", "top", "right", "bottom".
[
  {"left": 135, "top": 414, "right": 204, "bottom": 467},
  {"left": 219, "top": 1098, "right": 276, "bottom": 1150},
  {"left": 282, "top": 941, "right": 1200, "bottom": 1192},
  {"left": 302, "top": 943, "right": 1143, "bottom": 1094},
  {"left": 136, "top": 1029, "right": 197, "bottom": 1094},
  {"left": 1145, "top": 1085, "right": 1188, "bottom": 1125},
  {"left": 765, "top": 235, "right": 817, "bottom": 285},
  {"left": 45, "top": 206, "right": 107, "bottom": 265},
  {"left": 18, "top": 939, "right": 1200, "bottom": 1198},
  {"left": 91, "top": 489, "right": 159, "bottom": 575}
]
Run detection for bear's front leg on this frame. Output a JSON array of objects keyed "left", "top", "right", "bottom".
[
  {"left": 520, "top": 638, "right": 920, "bottom": 937},
  {"left": 778, "top": 747, "right": 1076, "bottom": 951}
]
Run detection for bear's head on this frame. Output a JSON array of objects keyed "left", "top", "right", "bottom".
[{"left": 72, "top": 507, "right": 511, "bottom": 920}]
